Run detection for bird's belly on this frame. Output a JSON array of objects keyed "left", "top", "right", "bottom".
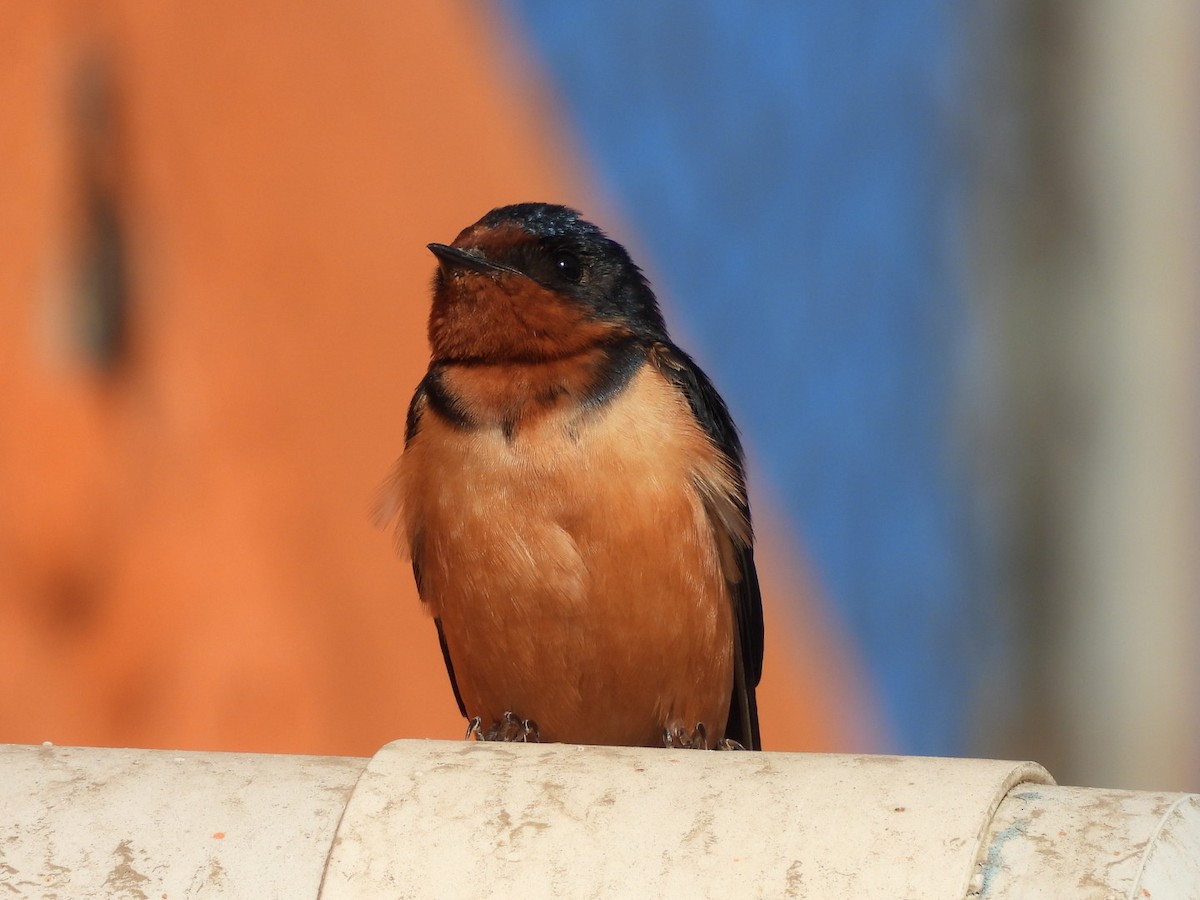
[{"left": 401, "top": 367, "right": 734, "bottom": 745}]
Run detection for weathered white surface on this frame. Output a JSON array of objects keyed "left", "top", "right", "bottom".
[
  {"left": 973, "top": 783, "right": 1200, "bottom": 898},
  {"left": 0, "top": 742, "right": 366, "bottom": 898},
  {"left": 321, "top": 741, "right": 1051, "bottom": 899},
  {"left": 2, "top": 739, "right": 1196, "bottom": 899},
  {"left": 1138, "top": 795, "right": 1200, "bottom": 899}
]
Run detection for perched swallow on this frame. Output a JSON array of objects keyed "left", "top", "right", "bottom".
[{"left": 388, "top": 203, "right": 762, "bottom": 750}]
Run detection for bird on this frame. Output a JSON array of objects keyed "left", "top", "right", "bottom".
[{"left": 385, "top": 203, "right": 763, "bottom": 750}]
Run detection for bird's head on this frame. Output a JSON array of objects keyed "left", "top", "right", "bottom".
[{"left": 426, "top": 203, "right": 667, "bottom": 363}]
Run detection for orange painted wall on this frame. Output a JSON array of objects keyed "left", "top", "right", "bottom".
[{"left": 0, "top": 1, "right": 873, "bottom": 757}]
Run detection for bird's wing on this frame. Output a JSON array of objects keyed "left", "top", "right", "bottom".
[
  {"left": 401, "top": 377, "right": 468, "bottom": 719},
  {"left": 649, "top": 342, "right": 763, "bottom": 750}
]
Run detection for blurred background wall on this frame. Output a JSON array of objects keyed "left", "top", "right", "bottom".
[{"left": 1, "top": 1, "right": 1195, "bottom": 791}]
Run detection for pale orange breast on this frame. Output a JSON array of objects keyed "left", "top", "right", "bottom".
[{"left": 399, "top": 363, "right": 735, "bottom": 746}]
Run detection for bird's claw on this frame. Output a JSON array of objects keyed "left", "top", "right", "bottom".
[
  {"left": 661, "top": 724, "right": 748, "bottom": 750},
  {"left": 663, "top": 722, "right": 710, "bottom": 750},
  {"left": 468, "top": 711, "right": 540, "bottom": 743}
]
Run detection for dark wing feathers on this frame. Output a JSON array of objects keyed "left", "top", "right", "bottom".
[
  {"left": 404, "top": 378, "right": 428, "bottom": 447},
  {"left": 435, "top": 614, "right": 468, "bottom": 719},
  {"left": 729, "top": 546, "right": 763, "bottom": 749},
  {"left": 649, "top": 342, "right": 764, "bottom": 750},
  {"left": 404, "top": 382, "right": 468, "bottom": 720}
]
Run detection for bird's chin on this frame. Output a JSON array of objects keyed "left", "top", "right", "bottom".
[{"left": 429, "top": 281, "right": 625, "bottom": 364}]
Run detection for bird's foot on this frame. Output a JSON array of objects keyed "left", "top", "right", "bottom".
[
  {"left": 662, "top": 724, "right": 749, "bottom": 750},
  {"left": 467, "top": 711, "right": 540, "bottom": 743},
  {"left": 663, "top": 722, "right": 711, "bottom": 750}
]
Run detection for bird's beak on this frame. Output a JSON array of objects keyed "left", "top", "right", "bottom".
[{"left": 427, "top": 243, "right": 515, "bottom": 275}]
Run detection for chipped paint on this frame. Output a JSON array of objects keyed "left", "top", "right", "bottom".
[{"left": 104, "top": 839, "right": 151, "bottom": 898}]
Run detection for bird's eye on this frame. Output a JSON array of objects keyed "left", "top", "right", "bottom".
[{"left": 553, "top": 249, "right": 582, "bottom": 283}]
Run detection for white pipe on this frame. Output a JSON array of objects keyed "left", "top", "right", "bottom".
[
  {"left": 1, "top": 741, "right": 367, "bottom": 897},
  {"left": 2, "top": 740, "right": 1196, "bottom": 897}
]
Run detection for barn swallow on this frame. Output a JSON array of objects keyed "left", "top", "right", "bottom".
[{"left": 387, "top": 203, "right": 763, "bottom": 750}]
